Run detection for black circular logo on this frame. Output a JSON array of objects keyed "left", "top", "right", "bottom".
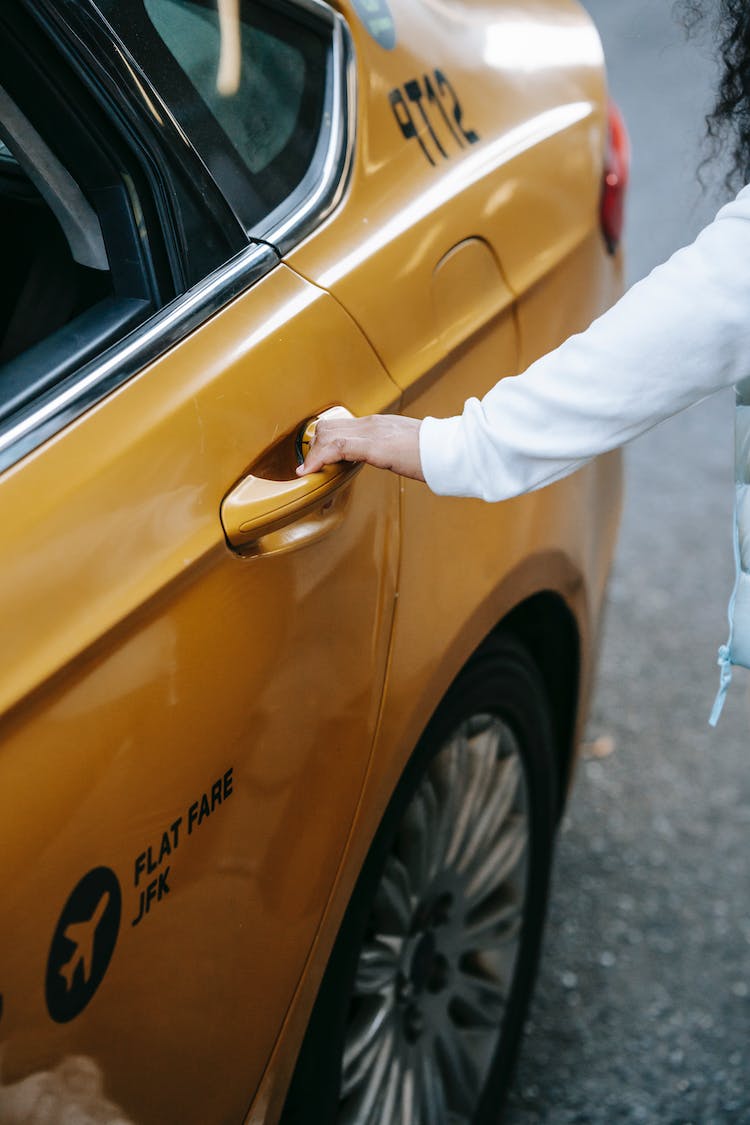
[
  {"left": 351, "top": 0, "right": 396, "bottom": 49},
  {"left": 45, "top": 867, "right": 121, "bottom": 1023}
]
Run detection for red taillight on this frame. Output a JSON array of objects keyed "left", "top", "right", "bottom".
[{"left": 600, "top": 99, "right": 630, "bottom": 254}]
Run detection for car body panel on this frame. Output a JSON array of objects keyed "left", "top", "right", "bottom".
[
  {"left": 246, "top": 322, "right": 622, "bottom": 1125},
  {"left": 246, "top": 0, "right": 625, "bottom": 1116},
  {"left": 0, "top": 0, "right": 625, "bottom": 1120},
  {"left": 289, "top": 0, "right": 608, "bottom": 395},
  {"left": 0, "top": 264, "right": 400, "bottom": 1123}
]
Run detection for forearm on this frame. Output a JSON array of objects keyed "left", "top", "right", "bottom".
[{"left": 420, "top": 185, "right": 750, "bottom": 500}]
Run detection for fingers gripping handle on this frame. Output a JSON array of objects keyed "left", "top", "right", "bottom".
[
  {"left": 222, "top": 406, "right": 360, "bottom": 549},
  {"left": 295, "top": 405, "right": 356, "bottom": 466}
]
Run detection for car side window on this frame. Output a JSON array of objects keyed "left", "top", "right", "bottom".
[
  {"left": 95, "top": 0, "right": 331, "bottom": 237},
  {"left": 0, "top": 83, "right": 156, "bottom": 426},
  {"left": 146, "top": 0, "right": 309, "bottom": 175},
  {"left": 0, "top": 137, "right": 111, "bottom": 371}
]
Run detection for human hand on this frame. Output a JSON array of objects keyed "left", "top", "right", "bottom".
[{"left": 296, "top": 414, "right": 425, "bottom": 481}]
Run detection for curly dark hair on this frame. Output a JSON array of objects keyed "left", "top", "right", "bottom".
[{"left": 679, "top": 0, "right": 750, "bottom": 189}]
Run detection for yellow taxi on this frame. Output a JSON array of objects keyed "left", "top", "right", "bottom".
[{"left": 0, "top": 0, "right": 627, "bottom": 1121}]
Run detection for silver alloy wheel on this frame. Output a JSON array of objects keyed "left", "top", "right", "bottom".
[{"left": 337, "top": 713, "right": 530, "bottom": 1125}]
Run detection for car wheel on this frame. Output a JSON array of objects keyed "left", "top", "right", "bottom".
[{"left": 281, "top": 633, "right": 559, "bottom": 1125}]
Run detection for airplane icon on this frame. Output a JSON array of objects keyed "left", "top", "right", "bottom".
[{"left": 57, "top": 891, "right": 110, "bottom": 991}]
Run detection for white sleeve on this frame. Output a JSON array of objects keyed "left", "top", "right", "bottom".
[{"left": 419, "top": 184, "right": 750, "bottom": 501}]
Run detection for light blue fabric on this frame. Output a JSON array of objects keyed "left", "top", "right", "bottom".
[{"left": 710, "top": 382, "right": 750, "bottom": 724}]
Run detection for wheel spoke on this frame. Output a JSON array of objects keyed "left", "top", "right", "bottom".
[
  {"left": 465, "top": 721, "right": 502, "bottom": 761},
  {"left": 444, "top": 729, "right": 499, "bottom": 869},
  {"left": 427, "top": 741, "right": 464, "bottom": 876},
  {"left": 451, "top": 971, "right": 506, "bottom": 1029},
  {"left": 339, "top": 1025, "right": 396, "bottom": 1125},
  {"left": 465, "top": 812, "right": 527, "bottom": 903},
  {"left": 341, "top": 996, "right": 392, "bottom": 1083},
  {"left": 353, "top": 937, "right": 400, "bottom": 996},
  {"left": 418, "top": 1046, "right": 450, "bottom": 1125},
  {"left": 434, "top": 1027, "right": 479, "bottom": 1116},
  {"left": 378, "top": 1054, "right": 403, "bottom": 1125},
  {"left": 340, "top": 1029, "right": 384, "bottom": 1101},
  {"left": 372, "top": 854, "right": 414, "bottom": 936},
  {"left": 400, "top": 1062, "right": 420, "bottom": 1125},
  {"left": 464, "top": 895, "right": 522, "bottom": 950},
  {"left": 455, "top": 753, "right": 521, "bottom": 874},
  {"left": 398, "top": 778, "right": 439, "bottom": 896}
]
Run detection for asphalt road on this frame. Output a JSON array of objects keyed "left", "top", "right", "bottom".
[{"left": 504, "top": 3, "right": 750, "bottom": 1122}]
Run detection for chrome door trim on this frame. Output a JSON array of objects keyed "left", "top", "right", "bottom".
[
  {"left": 0, "top": 242, "right": 278, "bottom": 474},
  {"left": 252, "top": 7, "right": 357, "bottom": 256}
]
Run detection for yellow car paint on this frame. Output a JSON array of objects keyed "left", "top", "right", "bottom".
[{"left": 0, "top": 0, "right": 624, "bottom": 1120}]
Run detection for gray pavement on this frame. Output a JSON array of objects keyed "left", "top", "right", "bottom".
[{"left": 505, "top": 3, "right": 750, "bottom": 1122}]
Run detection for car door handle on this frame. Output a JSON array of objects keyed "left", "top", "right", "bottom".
[{"left": 220, "top": 407, "right": 362, "bottom": 549}]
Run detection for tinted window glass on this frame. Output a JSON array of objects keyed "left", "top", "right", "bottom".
[
  {"left": 0, "top": 47, "right": 158, "bottom": 425},
  {"left": 0, "top": 156, "right": 112, "bottom": 366},
  {"left": 95, "top": 0, "right": 329, "bottom": 232},
  {"left": 145, "top": 0, "right": 305, "bottom": 174}
]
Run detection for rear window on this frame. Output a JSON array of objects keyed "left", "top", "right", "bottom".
[
  {"left": 145, "top": 0, "right": 306, "bottom": 174},
  {"left": 94, "top": 0, "right": 329, "bottom": 233}
]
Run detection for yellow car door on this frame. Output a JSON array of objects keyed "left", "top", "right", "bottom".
[{"left": 0, "top": 2, "right": 399, "bottom": 1122}]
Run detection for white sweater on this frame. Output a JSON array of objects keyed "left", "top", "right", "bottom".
[{"left": 419, "top": 184, "right": 750, "bottom": 500}]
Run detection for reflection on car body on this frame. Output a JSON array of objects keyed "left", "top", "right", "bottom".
[{"left": 0, "top": 0, "right": 626, "bottom": 1121}]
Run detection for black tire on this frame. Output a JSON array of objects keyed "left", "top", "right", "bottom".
[{"left": 281, "top": 632, "right": 559, "bottom": 1125}]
